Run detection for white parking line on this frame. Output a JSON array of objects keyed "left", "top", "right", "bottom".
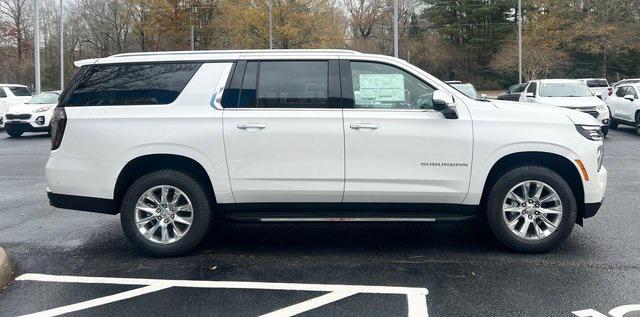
[{"left": 16, "top": 273, "right": 429, "bottom": 317}]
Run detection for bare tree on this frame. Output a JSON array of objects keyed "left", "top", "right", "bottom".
[{"left": 0, "top": 0, "right": 29, "bottom": 59}]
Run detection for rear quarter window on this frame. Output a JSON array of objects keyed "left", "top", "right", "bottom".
[
  {"left": 9, "top": 87, "right": 31, "bottom": 96},
  {"left": 66, "top": 63, "right": 201, "bottom": 106}
]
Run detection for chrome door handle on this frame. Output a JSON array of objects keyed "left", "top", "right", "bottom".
[
  {"left": 237, "top": 123, "right": 266, "bottom": 130},
  {"left": 350, "top": 123, "right": 379, "bottom": 130}
]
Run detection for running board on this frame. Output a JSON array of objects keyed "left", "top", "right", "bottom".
[{"left": 260, "top": 217, "right": 437, "bottom": 222}]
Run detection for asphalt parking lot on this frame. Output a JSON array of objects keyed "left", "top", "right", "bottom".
[{"left": 0, "top": 128, "right": 639, "bottom": 317}]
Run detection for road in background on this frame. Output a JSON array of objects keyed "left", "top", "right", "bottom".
[{"left": 0, "top": 128, "right": 639, "bottom": 316}]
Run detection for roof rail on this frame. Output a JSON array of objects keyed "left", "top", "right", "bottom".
[{"left": 109, "top": 49, "right": 361, "bottom": 58}]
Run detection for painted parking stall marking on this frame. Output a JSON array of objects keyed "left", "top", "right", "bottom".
[{"left": 15, "top": 273, "right": 429, "bottom": 317}]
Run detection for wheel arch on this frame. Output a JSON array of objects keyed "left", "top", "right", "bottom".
[
  {"left": 114, "top": 154, "right": 216, "bottom": 213},
  {"left": 479, "top": 151, "right": 586, "bottom": 225}
]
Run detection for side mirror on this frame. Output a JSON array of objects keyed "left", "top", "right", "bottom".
[
  {"left": 525, "top": 92, "right": 535, "bottom": 98},
  {"left": 432, "top": 90, "right": 458, "bottom": 119},
  {"left": 480, "top": 93, "right": 488, "bottom": 99},
  {"left": 624, "top": 94, "right": 635, "bottom": 101}
]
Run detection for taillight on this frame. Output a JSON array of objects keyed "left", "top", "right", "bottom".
[
  {"left": 51, "top": 107, "right": 67, "bottom": 150},
  {"left": 608, "top": 87, "right": 613, "bottom": 96}
]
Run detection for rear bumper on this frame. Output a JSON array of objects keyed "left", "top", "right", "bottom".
[{"left": 47, "top": 191, "right": 118, "bottom": 215}]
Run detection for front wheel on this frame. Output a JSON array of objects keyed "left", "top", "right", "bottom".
[
  {"left": 121, "top": 170, "right": 212, "bottom": 257},
  {"left": 486, "top": 166, "right": 577, "bottom": 253},
  {"left": 6, "top": 127, "right": 23, "bottom": 138},
  {"left": 601, "top": 126, "right": 608, "bottom": 137}
]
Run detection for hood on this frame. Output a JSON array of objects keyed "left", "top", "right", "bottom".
[
  {"left": 534, "top": 96, "right": 604, "bottom": 109},
  {"left": 489, "top": 99, "right": 600, "bottom": 126},
  {"left": 6, "top": 103, "right": 57, "bottom": 114}
]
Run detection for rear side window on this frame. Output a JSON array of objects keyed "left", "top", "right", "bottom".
[
  {"left": 258, "top": 61, "right": 328, "bottom": 108},
  {"left": 0, "top": 88, "right": 6, "bottom": 98},
  {"left": 10, "top": 87, "right": 31, "bottom": 96},
  {"left": 586, "top": 79, "right": 608, "bottom": 88},
  {"left": 66, "top": 63, "right": 201, "bottom": 106}
]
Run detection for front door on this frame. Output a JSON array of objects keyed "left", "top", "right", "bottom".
[
  {"left": 223, "top": 60, "right": 345, "bottom": 203},
  {"left": 341, "top": 61, "right": 473, "bottom": 204}
]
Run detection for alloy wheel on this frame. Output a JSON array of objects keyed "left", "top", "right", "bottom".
[
  {"left": 134, "top": 185, "right": 194, "bottom": 244},
  {"left": 502, "top": 180, "right": 563, "bottom": 240}
]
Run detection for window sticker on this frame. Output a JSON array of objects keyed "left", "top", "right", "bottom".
[{"left": 355, "top": 74, "right": 405, "bottom": 105}]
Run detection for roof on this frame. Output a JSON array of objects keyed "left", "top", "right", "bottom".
[
  {"left": 74, "top": 49, "right": 363, "bottom": 67},
  {"left": 535, "top": 79, "right": 583, "bottom": 84},
  {"left": 0, "top": 84, "right": 28, "bottom": 87}
]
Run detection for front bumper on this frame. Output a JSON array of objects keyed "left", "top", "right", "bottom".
[
  {"left": 585, "top": 199, "right": 604, "bottom": 218},
  {"left": 4, "top": 121, "right": 49, "bottom": 132}
]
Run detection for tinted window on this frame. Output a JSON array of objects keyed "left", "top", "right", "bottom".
[
  {"left": 67, "top": 63, "right": 201, "bottom": 106},
  {"left": 616, "top": 87, "right": 627, "bottom": 97},
  {"left": 628, "top": 87, "right": 639, "bottom": 98},
  {"left": 10, "top": 87, "right": 31, "bottom": 96},
  {"left": 586, "top": 79, "right": 609, "bottom": 88},
  {"left": 0, "top": 88, "right": 6, "bottom": 98},
  {"left": 350, "top": 62, "right": 435, "bottom": 109},
  {"left": 511, "top": 83, "right": 526, "bottom": 93},
  {"left": 526, "top": 82, "right": 537, "bottom": 94},
  {"left": 238, "top": 62, "right": 258, "bottom": 108},
  {"left": 257, "top": 61, "right": 328, "bottom": 108}
]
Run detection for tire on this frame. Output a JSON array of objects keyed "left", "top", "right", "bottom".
[
  {"left": 636, "top": 112, "right": 640, "bottom": 135},
  {"left": 120, "top": 170, "right": 212, "bottom": 257},
  {"left": 6, "top": 127, "right": 23, "bottom": 138},
  {"left": 609, "top": 119, "right": 618, "bottom": 130},
  {"left": 486, "top": 166, "right": 577, "bottom": 253},
  {"left": 601, "top": 126, "right": 608, "bottom": 137}
]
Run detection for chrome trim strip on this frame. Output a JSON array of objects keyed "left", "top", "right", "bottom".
[{"left": 259, "top": 217, "right": 437, "bottom": 222}]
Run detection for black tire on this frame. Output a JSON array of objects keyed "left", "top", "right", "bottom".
[
  {"left": 601, "top": 126, "right": 608, "bottom": 137},
  {"left": 121, "top": 170, "right": 212, "bottom": 257},
  {"left": 486, "top": 166, "right": 577, "bottom": 253},
  {"left": 6, "top": 127, "right": 23, "bottom": 138},
  {"left": 609, "top": 119, "right": 618, "bottom": 130},
  {"left": 636, "top": 112, "right": 640, "bottom": 135}
]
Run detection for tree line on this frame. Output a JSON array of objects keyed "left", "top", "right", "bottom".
[{"left": 1, "top": 0, "right": 639, "bottom": 91}]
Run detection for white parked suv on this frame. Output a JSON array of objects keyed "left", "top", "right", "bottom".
[
  {"left": 0, "top": 84, "right": 32, "bottom": 128},
  {"left": 519, "top": 79, "right": 611, "bottom": 136},
  {"left": 46, "top": 50, "right": 607, "bottom": 256},
  {"left": 3, "top": 91, "right": 61, "bottom": 138},
  {"left": 606, "top": 83, "right": 640, "bottom": 133}
]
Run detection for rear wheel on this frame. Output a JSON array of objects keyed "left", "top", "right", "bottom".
[
  {"left": 121, "top": 170, "right": 212, "bottom": 257},
  {"left": 6, "top": 127, "right": 23, "bottom": 138},
  {"left": 636, "top": 112, "right": 640, "bottom": 135},
  {"left": 486, "top": 166, "right": 577, "bottom": 253}
]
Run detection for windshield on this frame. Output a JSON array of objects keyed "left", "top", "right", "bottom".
[
  {"left": 26, "top": 92, "right": 60, "bottom": 104},
  {"left": 539, "top": 83, "right": 592, "bottom": 97},
  {"left": 451, "top": 84, "right": 478, "bottom": 98}
]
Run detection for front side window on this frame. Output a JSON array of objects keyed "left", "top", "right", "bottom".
[
  {"left": 0, "top": 88, "right": 6, "bottom": 98},
  {"left": 257, "top": 61, "right": 329, "bottom": 108},
  {"left": 616, "top": 87, "right": 628, "bottom": 97},
  {"left": 10, "top": 87, "right": 31, "bottom": 96},
  {"left": 526, "top": 82, "right": 537, "bottom": 94},
  {"left": 66, "top": 63, "right": 201, "bottom": 106},
  {"left": 350, "top": 62, "right": 435, "bottom": 109},
  {"left": 539, "top": 83, "right": 592, "bottom": 97}
]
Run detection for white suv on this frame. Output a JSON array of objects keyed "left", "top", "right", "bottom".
[
  {"left": 607, "top": 83, "right": 640, "bottom": 133},
  {"left": 0, "top": 84, "right": 32, "bottom": 128},
  {"left": 46, "top": 50, "right": 607, "bottom": 256},
  {"left": 3, "top": 91, "right": 61, "bottom": 138},
  {"left": 520, "top": 79, "right": 611, "bottom": 136}
]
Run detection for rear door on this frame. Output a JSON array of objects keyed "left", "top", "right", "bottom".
[
  {"left": 621, "top": 86, "right": 639, "bottom": 121},
  {"left": 222, "top": 60, "right": 345, "bottom": 203},
  {"left": 341, "top": 60, "right": 472, "bottom": 203}
]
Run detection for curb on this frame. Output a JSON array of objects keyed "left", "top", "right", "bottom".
[{"left": 0, "top": 247, "right": 12, "bottom": 289}]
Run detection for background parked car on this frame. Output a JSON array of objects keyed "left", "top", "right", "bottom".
[
  {"left": 497, "top": 83, "right": 527, "bottom": 101},
  {"left": 577, "top": 78, "right": 612, "bottom": 100},
  {"left": 520, "top": 79, "right": 610, "bottom": 135},
  {"left": 607, "top": 83, "right": 640, "bottom": 134},
  {"left": 2, "top": 91, "right": 60, "bottom": 138},
  {"left": 449, "top": 82, "right": 486, "bottom": 99},
  {"left": 0, "top": 84, "right": 32, "bottom": 128},
  {"left": 612, "top": 78, "right": 640, "bottom": 89}
]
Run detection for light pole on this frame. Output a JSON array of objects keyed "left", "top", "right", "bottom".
[
  {"left": 393, "top": 0, "right": 398, "bottom": 58},
  {"left": 518, "top": 0, "right": 522, "bottom": 84},
  {"left": 268, "top": 1, "right": 273, "bottom": 49},
  {"left": 59, "top": 0, "right": 64, "bottom": 90},
  {"left": 189, "top": 3, "right": 194, "bottom": 50},
  {"left": 33, "top": 0, "right": 40, "bottom": 94}
]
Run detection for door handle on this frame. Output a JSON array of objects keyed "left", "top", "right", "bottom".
[
  {"left": 237, "top": 123, "right": 266, "bottom": 130},
  {"left": 350, "top": 123, "right": 379, "bottom": 130}
]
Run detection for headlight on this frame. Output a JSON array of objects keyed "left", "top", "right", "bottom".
[
  {"left": 576, "top": 125, "right": 603, "bottom": 141},
  {"left": 596, "top": 103, "right": 607, "bottom": 111},
  {"left": 32, "top": 105, "right": 52, "bottom": 113}
]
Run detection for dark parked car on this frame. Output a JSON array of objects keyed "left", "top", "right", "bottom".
[{"left": 498, "top": 83, "right": 527, "bottom": 101}]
